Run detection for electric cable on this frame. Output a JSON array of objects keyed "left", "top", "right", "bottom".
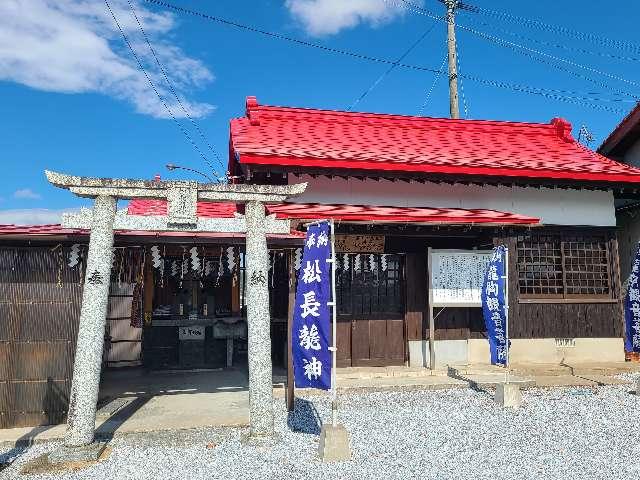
[
  {"left": 144, "top": 0, "right": 629, "bottom": 114},
  {"left": 394, "top": 0, "right": 639, "bottom": 98},
  {"left": 419, "top": 54, "right": 448, "bottom": 115},
  {"left": 127, "top": 0, "right": 225, "bottom": 179},
  {"left": 473, "top": 4, "right": 640, "bottom": 55},
  {"left": 347, "top": 21, "right": 438, "bottom": 111},
  {"left": 104, "top": 0, "right": 214, "bottom": 176}
]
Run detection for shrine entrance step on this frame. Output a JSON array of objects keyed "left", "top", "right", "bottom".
[{"left": 335, "top": 366, "right": 448, "bottom": 380}]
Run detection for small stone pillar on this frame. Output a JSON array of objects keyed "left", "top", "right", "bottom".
[
  {"left": 244, "top": 201, "right": 275, "bottom": 441},
  {"left": 64, "top": 195, "right": 117, "bottom": 448},
  {"left": 319, "top": 424, "right": 351, "bottom": 462},
  {"left": 495, "top": 382, "right": 522, "bottom": 409}
]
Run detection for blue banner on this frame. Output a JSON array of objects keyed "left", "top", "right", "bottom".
[
  {"left": 481, "top": 245, "right": 509, "bottom": 366},
  {"left": 624, "top": 243, "right": 640, "bottom": 353},
  {"left": 292, "top": 221, "right": 332, "bottom": 390}
]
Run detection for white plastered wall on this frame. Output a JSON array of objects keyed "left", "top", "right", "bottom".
[{"left": 288, "top": 174, "right": 616, "bottom": 226}]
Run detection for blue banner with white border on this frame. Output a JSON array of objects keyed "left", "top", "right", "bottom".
[
  {"left": 292, "top": 221, "right": 332, "bottom": 390},
  {"left": 481, "top": 245, "right": 508, "bottom": 366},
  {"left": 624, "top": 243, "right": 640, "bottom": 353}
]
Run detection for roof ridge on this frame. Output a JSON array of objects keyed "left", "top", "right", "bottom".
[
  {"left": 252, "top": 104, "right": 557, "bottom": 130},
  {"left": 231, "top": 96, "right": 640, "bottom": 184}
]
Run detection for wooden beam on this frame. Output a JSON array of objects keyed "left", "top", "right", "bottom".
[
  {"left": 231, "top": 252, "right": 241, "bottom": 316},
  {"left": 143, "top": 247, "right": 154, "bottom": 327},
  {"left": 286, "top": 249, "right": 296, "bottom": 412}
]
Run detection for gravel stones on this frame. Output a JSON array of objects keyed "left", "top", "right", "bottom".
[{"left": 2, "top": 382, "right": 640, "bottom": 479}]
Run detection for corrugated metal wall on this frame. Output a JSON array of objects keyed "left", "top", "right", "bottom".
[{"left": 0, "top": 246, "right": 83, "bottom": 429}]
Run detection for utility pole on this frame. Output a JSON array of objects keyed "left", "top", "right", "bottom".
[{"left": 444, "top": 0, "right": 460, "bottom": 119}]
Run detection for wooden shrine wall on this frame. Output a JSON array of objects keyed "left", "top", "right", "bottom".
[
  {"left": 0, "top": 246, "right": 82, "bottom": 429},
  {"left": 496, "top": 228, "right": 624, "bottom": 339},
  {"left": 404, "top": 226, "right": 623, "bottom": 344},
  {"left": 405, "top": 252, "right": 486, "bottom": 342}
]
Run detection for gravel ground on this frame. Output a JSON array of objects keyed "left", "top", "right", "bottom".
[{"left": 2, "top": 378, "right": 640, "bottom": 479}]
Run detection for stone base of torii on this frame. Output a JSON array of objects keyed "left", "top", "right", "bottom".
[{"left": 44, "top": 171, "right": 306, "bottom": 463}]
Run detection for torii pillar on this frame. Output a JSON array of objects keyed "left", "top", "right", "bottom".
[{"left": 45, "top": 171, "right": 306, "bottom": 462}]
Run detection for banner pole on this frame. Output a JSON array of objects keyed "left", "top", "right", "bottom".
[
  {"left": 427, "top": 247, "right": 435, "bottom": 371},
  {"left": 504, "top": 247, "right": 510, "bottom": 385},
  {"left": 329, "top": 219, "right": 338, "bottom": 426}
]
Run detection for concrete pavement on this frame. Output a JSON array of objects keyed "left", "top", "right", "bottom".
[{"left": 1, "top": 362, "right": 639, "bottom": 448}]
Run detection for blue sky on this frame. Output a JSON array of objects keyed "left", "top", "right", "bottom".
[{"left": 1, "top": 0, "right": 639, "bottom": 224}]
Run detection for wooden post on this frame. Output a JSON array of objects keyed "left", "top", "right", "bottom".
[
  {"left": 143, "top": 247, "right": 154, "bottom": 327},
  {"left": 444, "top": 0, "right": 460, "bottom": 119},
  {"left": 232, "top": 246, "right": 241, "bottom": 316},
  {"left": 286, "top": 249, "right": 296, "bottom": 411}
]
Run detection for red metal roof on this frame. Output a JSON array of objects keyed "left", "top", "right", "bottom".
[
  {"left": 128, "top": 200, "right": 238, "bottom": 218},
  {"left": 0, "top": 224, "right": 86, "bottom": 236},
  {"left": 0, "top": 199, "right": 539, "bottom": 239},
  {"left": 230, "top": 96, "right": 640, "bottom": 184},
  {"left": 266, "top": 203, "right": 540, "bottom": 226},
  {"left": 0, "top": 224, "right": 303, "bottom": 240},
  {"left": 128, "top": 200, "right": 537, "bottom": 226}
]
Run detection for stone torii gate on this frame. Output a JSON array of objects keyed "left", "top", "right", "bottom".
[{"left": 45, "top": 170, "right": 306, "bottom": 462}]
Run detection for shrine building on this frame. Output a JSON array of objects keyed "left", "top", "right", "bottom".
[{"left": 2, "top": 96, "right": 640, "bottom": 429}]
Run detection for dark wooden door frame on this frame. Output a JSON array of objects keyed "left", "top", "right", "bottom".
[{"left": 340, "top": 254, "right": 407, "bottom": 367}]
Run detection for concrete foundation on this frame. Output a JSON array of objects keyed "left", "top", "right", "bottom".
[
  {"left": 468, "top": 338, "right": 624, "bottom": 364},
  {"left": 48, "top": 442, "right": 107, "bottom": 464},
  {"left": 409, "top": 340, "right": 468, "bottom": 368},
  {"left": 495, "top": 383, "right": 522, "bottom": 408},
  {"left": 318, "top": 424, "right": 351, "bottom": 462}
]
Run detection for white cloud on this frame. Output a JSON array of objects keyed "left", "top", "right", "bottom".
[
  {"left": 13, "top": 188, "right": 42, "bottom": 200},
  {"left": 285, "top": 0, "right": 420, "bottom": 36},
  {"left": 0, "top": 208, "right": 80, "bottom": 225},
  {"left": 0, "top": 0, "right": 214, "bottom": 118}
]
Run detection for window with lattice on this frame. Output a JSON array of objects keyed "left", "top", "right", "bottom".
[
  {"left": 517, "top": 234, "right": 612, "bottom": 300},
  {"left": 336, "top": 253, "right": 404, "bottom": 319}
]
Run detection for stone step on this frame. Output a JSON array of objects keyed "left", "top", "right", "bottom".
[
  {"left": 337, "top": 376, "right": 468, "bottom": 393},
  {"left": 573, "top": 374, "right": 631, "bottom": 386},
  {"left": 566, "top": 362, "right": 640, "bottom": 376},
  {"left": 533, "top": 375, "right": 598, "bottom": 388},
  {"left": 447, "top": 364, "right": 506, "bottom": 377},
  {"left": 335, "top": 366, "right": 447, "bottom": 380},
  {"left": 458, "top": 373, "right": 535, "bottom": 389},
  {"left": 510, "top": 363, "right": 574, "bottom": 376}
]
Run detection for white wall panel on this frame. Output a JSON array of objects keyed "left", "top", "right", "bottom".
[{"left": 289, "top": 174, "right": 615, "bottom": 226}]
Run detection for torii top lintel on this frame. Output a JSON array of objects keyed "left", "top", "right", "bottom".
[{"left": 44, "top": 170, "right": 307, "bottom": 203}]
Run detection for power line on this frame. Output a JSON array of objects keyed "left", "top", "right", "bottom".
[
  {"left": 473, "top": 5, "right": 640, "bottom": 55},
  {"left": 347, "top": 22, "right": 438, "bottom": 111},
  {"left": 462, "top": 23, "right": 639, "bottom": 90},
  {"left": 143, "top": 0, "right": 446, "bottom": 75},
  {"left": 126, "top": 0, "right": 225, "bottom": 179},
  {"left": 104, "top": 0, "right": 214, "bottom": 177},
  {"left": 394, "top": 0, "right": 640, "bottom": 99},
  {"left": 460, "top": 11, "right": 640, "bottom": 64},
  {"left": 456, "top": 33, "right": 469, "bottom": 118},
  {"left": 144, "top": 0, "right": 629, "bottom": 114},
  {"left": 419, "top": 55, "right": 448, "bottom": 115}
]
